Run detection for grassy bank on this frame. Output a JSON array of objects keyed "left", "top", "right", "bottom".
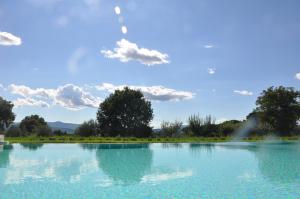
[{"left": 5, "top": 135, "right": 300, "bottom": 144}]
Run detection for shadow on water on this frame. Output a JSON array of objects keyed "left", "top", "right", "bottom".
[
  {"left": 94, "top": 144, "right": 153, "bottom": 185},
  {"left": 20, "top": 143, "right": 44, "bottom": 151},
  {"left": 219, "top": 142, "right": 300, "bottom": 184},
  {"left": 0, "top": 144, "right": 13, "bottom": 168}
]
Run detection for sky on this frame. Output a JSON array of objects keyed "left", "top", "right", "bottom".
[{"left": 0, "top": 0, "right": 300, "bottom": 127}]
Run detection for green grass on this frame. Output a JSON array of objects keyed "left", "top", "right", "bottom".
[{"left": 5, "top": 135, "right": 300, "bottom": 144}]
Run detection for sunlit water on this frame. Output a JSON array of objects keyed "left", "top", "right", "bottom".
[{"left": 0, "top": 142, "right": 300, "bottom": 199}]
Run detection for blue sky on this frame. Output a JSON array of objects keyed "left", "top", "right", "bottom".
[{"left": 0, "top": 0, "right": 300, "bottom": 127}]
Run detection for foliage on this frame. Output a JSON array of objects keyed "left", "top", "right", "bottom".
[
  {"left": 160, "top": 120, "right": 183, "bottom": 137},
  {"left": 75, "top": 120, "right": 97, "bottom": 137},
  {"left": 0, "top": 97, "right": 15, "bottom": 133},
  {"left": 5, "top": 125, "right": 22, "bottom": 137},
  {"left": 255, "top": 86, "right": 300, "bottom": 136},
  {"left": 52, "top": 129, "right": 67, "bottom": 136},
  {"left": 188, "top": 114, "right": 218, "bottom": 136},
  {"left": 20, "top": 115, "right": 50, "bottom": 136},
  {"left": 34, "top": 125, "right": 52, "bottom": 137},
  {"left": 218, "top": 120, "right": 242, "bottom": 136},
  {"left": 5, "top": 135, "right": 300, "bottom": 144},
  {"left": 188, "top": 114, "right": 203, "bottom": 136},
  {"left": 97, "top": 87, "right": 153, "bottom": 137}
]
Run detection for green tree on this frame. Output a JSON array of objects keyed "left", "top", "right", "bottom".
[
  {"left": 97, "top": 87, "right": 153, "bottom": 137},
  {"left": 160, "top": 120, "right": 182, "bottom": 137},
  {"left": 5, "top": 125, "right": 22, "bottom": 137},
  {"left": 0, "top": 97, "right": 15, "bottom": 133},
  {"left": 218, "top": 120, "right": 242, "bottom": 136},
  {"left": 255, "top": 86, "right": 300, "bottom": 135},
  {"left": 75, "top": 120, "right": 97, "bottom": 137},
  {"left": 188, "top": 114, "right": 203, "bottom": 136},
  {"left": 19, "top": 115, "right": 49, "bottom": 136}
]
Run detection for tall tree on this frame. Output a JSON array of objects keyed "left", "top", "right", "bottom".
[
  {"left": 20, "top": 115, "right": 48, "bottom": 135},
  {"left": 255, "top": 86, "right": 300, "bottom": 135},
  {"left": 0, "top": 97, "right": 15, "bottom": 132},
  {"left": 97, "top": 87, "right": 153, "bottom": 137}
]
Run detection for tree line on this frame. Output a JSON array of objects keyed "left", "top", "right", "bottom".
[{"left": 0, "top": 86, "right": 299, "bottom": 138}]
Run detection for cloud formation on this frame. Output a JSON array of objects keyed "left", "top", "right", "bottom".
[
  {"left": 14, "top": 98, "right": 50, "bottom": 108},
  {"left": 9, "top": 84, "right": 101, "bottom": 110},
  {"left": 207, "top": 67, "right": 216, "bottom": 74},
  {"left": 295, "top": 73, "right": 300, "bottom": 80},
  {"left": 96, "top": 83, "right": 195, "bottom": 101},
  {"left": 234, "top": 90, "right": 253, "bottom": 96},
  {"left": 0, "top": 32, "right": 22, "bottom": 46},
  {"left": 101, "top": 39, "right": 169, "bottom": 66}
]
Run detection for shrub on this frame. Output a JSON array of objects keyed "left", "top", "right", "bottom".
[
  {"left": 5, "top": 125, "right": 22, "bottom": 137},
  {"left": 75, "top": 120, "right": 97, "bottom": 137},
  {"left": 34, "top": 125, "right": 52, "bottom": 137},
  {"left": 188, "top": 114, "right": 203, "bottom": 136},
  {"left": 160, "top": 120, "right": 183, "bottom": 137}
]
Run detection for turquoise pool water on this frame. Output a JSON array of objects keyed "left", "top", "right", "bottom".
[{"left": 0, "top": 142, "right": 300, "bottom": 198}]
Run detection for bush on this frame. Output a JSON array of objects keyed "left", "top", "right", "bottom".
[
  {"left": 52, "top": 129, "right": 67, "bottom": 136},
  {"left": 188, "top": 114, "right": 203, "bottom": 136},
  {"left": 160, "top": 120, "right": 182, "bottom": 137},
  {"left": 218, "top": 120, "right": 242, "bottom": 136},
  {"left": 34, "top": 125, "right": 52, "bottom": 137},
  {"left": 187, "top": 114, "right": 219, "bottom": 137},
  {"left": 5, "top": 125, "right": 22, "bottom": 137},
  {"left": 75, "top": 120, "right": 97, "bottom": 137}
]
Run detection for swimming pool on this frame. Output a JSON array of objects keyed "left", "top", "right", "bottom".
[{"left": 0, "top": 142, "right": 300, "bottom": 198}]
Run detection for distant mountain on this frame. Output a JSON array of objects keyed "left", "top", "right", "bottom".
[{"left": 47, "top": 121, "right": 79, "bottom": 134}]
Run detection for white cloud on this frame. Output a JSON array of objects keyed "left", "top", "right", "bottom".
[
  {"left": 207, "top": 67, "right": 216, "bottom": 74},
  {"left": 114, "top": 6, "right": 121, "bottom": 15},
  {"left": 13, "top": 98, "right": 50, "bottom": 108},
  {"left": 0, "top": 32, "right": 22, "bottom": 46},
  {"left": 67, "top": 48, "right": 87, "bottom": 75},
  {"left": 101, "top": 39, "right": 169, "bottom": 66},
  {"left": 141, "top": 170, "right": 193, "bottom": 184},
  {"left": 0, "top": 84, "right": 3, "bottom": 89},
  {"left": 295, "top": 73, "right": 300, "bottom": 80},
  {"left": 54, "top": 84, "right": 101, "bottom": 110},
  {"left": 234, "top": 90, "right": 253, "bottom": 96},
  {"left": 96, "top": 83, "right": 195, "bottom": 101},
  {"left": 204, "top": 44, "right": 214, "bottom": 48},
  {"left": 9, "top": 84, "right": 101, "bottom": 110}
]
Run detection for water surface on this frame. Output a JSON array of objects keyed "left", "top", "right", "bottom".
[{"left": 0, "top": 142, "right": 300, "bottom": 198}]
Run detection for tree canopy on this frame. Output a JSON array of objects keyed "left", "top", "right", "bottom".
[
  {"left": 255, "top": 86, "right": 300, "bottom": 135},
  {"left": 97, "top": 87, "right": 153, "bottom": 137},
  {"left": 19, "top": 115, "right": 51, "bottom": 136},
  {"left": 0, "top": 97, "right": 15, "bottom": 132}
]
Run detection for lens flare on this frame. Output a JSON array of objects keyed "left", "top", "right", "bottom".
[
  {"left": 121, "top": 26, "right": 128, "bottom": 34},
  {"left": 114, "top": 6, "right": 121, "bottom": 15}
]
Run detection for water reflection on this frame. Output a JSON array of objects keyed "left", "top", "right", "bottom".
[
  {"left": 0, "top": 144, "right": 13, "bottom": 168},
  {"left": 189, "top": 143, "right": 215, "bottom": 154},
  {"left": 219, "top": 142, "right": 300, "bottom": 184},
  {"left": 95, "top": 144, "right": 153, "bottom": 185},
  {"left": 161, "top": 143, "right": 183, "bottom": 149},
  {"left": 20, "top": 143, "right": 44, "bottom": 151}
]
